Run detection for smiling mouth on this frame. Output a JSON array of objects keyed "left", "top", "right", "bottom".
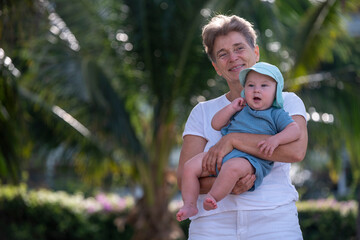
[{"left": 229, "top": 64, "right": 245, "bottom": 71}]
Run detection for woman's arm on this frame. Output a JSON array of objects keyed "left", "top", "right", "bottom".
[
  {"left": 239, "top": 115, "right": 307, "bottom": 161},
  {"left": 176, "top": 135, "right": 207, "bottom": 190},
  {"left": 203, "top": 115, "right": 308, "bottom": 175},
  {"left": 258, "top": 121, "right": 301, "bottom": 157}
]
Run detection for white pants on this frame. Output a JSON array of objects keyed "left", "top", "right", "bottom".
[{"left": 188, "top": 202, "right": 303, "bottom": 240}]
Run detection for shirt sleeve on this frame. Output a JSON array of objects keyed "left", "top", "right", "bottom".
[
  {"left": 273, "top": 109, "right": 295, "bottom": 132},
  {"left": 182, "top": 103, "right": 205, "bottom": 138},
  {"left": 283, "top": 92, "right": 307, "bottom": 121}
]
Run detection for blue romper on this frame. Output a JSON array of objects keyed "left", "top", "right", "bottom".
[{"left": 220, "top": 105, "right": 294, "bottom": 191}]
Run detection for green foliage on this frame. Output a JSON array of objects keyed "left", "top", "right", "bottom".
[
  {"left": 297, "top": 34, "right": 360, "bottom": 190},
  {"left": 299, "top": 210, "right": 356, "bottom": 240},
  {"left": 297, "top": 199, "right": 357, "bottom": 240},
  {"left": 0, "top": 185, "right": 133, "bottom": 240},
  {"left": 0, "top": 74, "right": 21, "bottom": 183}
]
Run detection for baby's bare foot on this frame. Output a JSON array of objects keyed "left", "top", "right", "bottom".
[
  {"left": 176, "top": 205, "right": 198, "bottom": 221},
  {"left": 203, "top": 195, "right": 217, "bottom": 210}
]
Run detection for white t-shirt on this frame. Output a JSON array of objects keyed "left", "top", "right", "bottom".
[{"left": 183, "top": 92, "right": 307, "bottom": 219}]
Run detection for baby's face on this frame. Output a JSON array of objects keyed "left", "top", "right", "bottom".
[{"left": 244, "top": 71, "right": 277, "bottom": 110}]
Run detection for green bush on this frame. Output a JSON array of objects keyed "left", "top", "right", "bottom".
[
  {"left": 297, "top": 199, "right": 357, "bottom": 240},
  {"left": 0, "top": 184, "right": 133, "bottom": 240},
  {"left": 0, "top": 185, "right": 357, "bottom": 240}
]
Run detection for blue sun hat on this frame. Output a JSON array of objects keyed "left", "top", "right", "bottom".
[{"left": 239, "top": 62, "right": 284, "bottom": 108}]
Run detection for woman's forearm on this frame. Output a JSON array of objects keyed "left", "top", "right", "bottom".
[
  {"left": 230, "top": 115, "right": 308, "bottom": 163},
  {"left": 199, "top": 174, "right": 255, "bottom": 195}
]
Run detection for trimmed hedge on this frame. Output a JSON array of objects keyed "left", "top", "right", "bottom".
[{"left": 0, "top": 185, "right": 357, "bottom": 240}]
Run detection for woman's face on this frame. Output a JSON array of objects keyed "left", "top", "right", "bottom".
[{"left": 212, "top": 31, "right": 259, "bottom": 83}]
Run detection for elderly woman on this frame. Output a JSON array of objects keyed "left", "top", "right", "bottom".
[{"left": 177, "top": 15, "right": 308, "bottom": 240}]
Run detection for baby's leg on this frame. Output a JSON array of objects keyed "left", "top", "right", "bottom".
[
  {"left": 203, "top": 157, "right": 254, "bottom": 211},
  {"left": 177, "top": 152, "right": 210, "bottom": 221}
]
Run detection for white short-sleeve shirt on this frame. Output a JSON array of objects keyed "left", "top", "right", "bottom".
[{"left": 183, "top": 92, "right": 307, "bottom": 219}]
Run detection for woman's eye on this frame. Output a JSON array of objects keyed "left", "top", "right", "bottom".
[
  {"left": 234, "top": 47, "right": 243, "bottom": 52},
  {"left": 219, "top": 53, "right": 227, "bottom": 58}
]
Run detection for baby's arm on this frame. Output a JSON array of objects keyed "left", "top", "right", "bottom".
[
  {"left": 257, "top": 121, "right": 300, "bottom": 157},
  {"left": 211, "top": 97, "right": 245, "bottom": 131}
]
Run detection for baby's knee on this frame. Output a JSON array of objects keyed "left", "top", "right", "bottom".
[
  {"left": 183, "top": 161, "right": 195, "bottom": 175},
  {"left": 183, "top": 155, "right": 203, "bottom": 176},
  {"left": 225, "top": 158, "right": 252, "bottom": 175}
]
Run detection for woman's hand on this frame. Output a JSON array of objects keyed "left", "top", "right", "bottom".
[
  {"left": 202, "top": 134, "right": 234, "bottom": 175},
  {"left": 231, "top": 174, "right": 256, "bottom": 195}
]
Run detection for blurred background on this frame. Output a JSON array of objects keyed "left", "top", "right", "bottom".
[{"left": 1, "top": 0, "right": 360, "bottom": 239}]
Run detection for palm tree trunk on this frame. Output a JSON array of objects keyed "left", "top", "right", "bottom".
[
  {"left": 127, "top": 183, "right": 184, "bottom": 240},
  {"left": 126, "top": 112, "right": 183, "bottom": 240}
]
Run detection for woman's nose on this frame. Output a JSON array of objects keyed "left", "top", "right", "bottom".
[{"left": 229, "top": 51, "right": 238, "bottom": 61}]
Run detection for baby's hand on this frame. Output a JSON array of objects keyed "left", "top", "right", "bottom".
[
  {"left": 231, "top": 97, "right": 246, "bottom": 112},
  {"left": 257, "top": 137, "right": 279, "bottom": 157}
]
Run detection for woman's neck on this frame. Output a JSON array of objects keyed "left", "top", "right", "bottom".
[{"left": 226, "top": 82, "right": 243, "bottom": 102}]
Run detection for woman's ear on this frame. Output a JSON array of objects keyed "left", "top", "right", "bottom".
[{"left": 255, "top": 45, "right": 260, "bottom": 62}]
